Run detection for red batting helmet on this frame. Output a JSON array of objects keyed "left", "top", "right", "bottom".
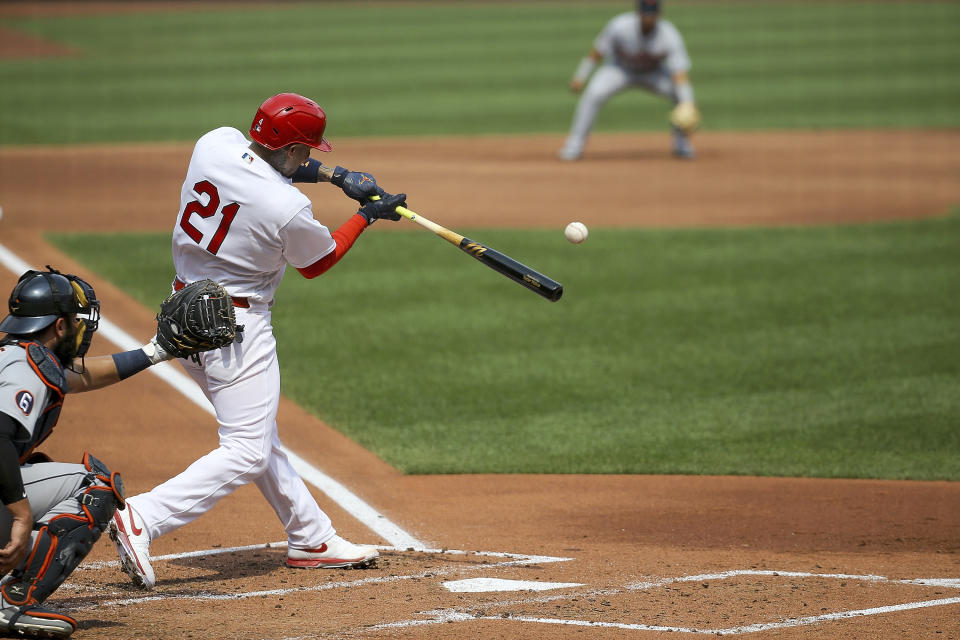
[{"left": 249, "top": 93, "right": 332, "bottom": 152}]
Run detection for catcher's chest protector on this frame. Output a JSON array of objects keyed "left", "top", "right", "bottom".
[{"left": 3, "top": 341, "right": 67, "bottom": 461}]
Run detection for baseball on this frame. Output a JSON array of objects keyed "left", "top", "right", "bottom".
[{"left": 564, "top": 221, "right": 588, "bottom": 244}]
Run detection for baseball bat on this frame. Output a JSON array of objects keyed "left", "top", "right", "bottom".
[{"left": 371, "top": 197, "right": 563, "bottom": 302}]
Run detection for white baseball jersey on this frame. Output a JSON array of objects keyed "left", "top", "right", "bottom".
[
  {"left": 0, "top": 345, "right": 50, "bottom": 444},
  {"left": 172, "top": 127, "right": 337, "bottom": 306},
  {"left": 595, "top": 13, "right": 690, "bottom": 75}
]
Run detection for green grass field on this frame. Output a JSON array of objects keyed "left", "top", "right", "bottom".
[
  {"left": 7, "top": 2, "right": 959, "bottom": 479},
  {"left": 50, "top": 214, "right": 960, "bottom": 480},
  {"left": 1, "top": 1, "right": 958, "bottom": 144}
]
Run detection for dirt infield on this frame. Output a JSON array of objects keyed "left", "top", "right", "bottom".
[{"left": 1, "top": 130, "right": 959, "bottom": 639}]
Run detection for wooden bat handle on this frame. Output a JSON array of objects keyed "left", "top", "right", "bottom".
[{"left": 395, "top": 206, "right": 464, "bottom": 246}]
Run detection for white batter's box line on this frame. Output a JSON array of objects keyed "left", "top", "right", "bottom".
[
  {"left": 64, "top": 544, "right": 573, "bottom": 611},
  {"left": 0, "top": 242, "right": 426, "bottom": 552},
  {"left": 625, "top": 569, "right": 960, "bottom": 591},
  {"left": 471, "top": 597, "right": 960, "bottom": 635},
  {"left": 361, "top": 569, "right": 960, "bottom": 636},
  {"left": 77, "top": 540, "right": 292, "bottom": 571},
  {"left": 77, "top": 541, "right": 572, "bottom": 572}
]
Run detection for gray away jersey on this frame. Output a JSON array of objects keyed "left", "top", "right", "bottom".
[
  {"left": 594, "top": 13, "right": 690, "bottom": 75},
  {"left": 0, "top": 344, "right": 52, "bottom": 444}
]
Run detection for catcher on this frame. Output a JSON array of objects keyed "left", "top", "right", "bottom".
[
  {"left": 558, "top": 0, "right": 701, "bottom": 161},
  {"left": 0, "top": 268, "right": 235, "bottom": 638}
]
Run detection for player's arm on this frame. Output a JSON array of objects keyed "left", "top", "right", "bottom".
[
  {"left": 292, "top": 159, "right": 386, "bottom": 203},
  {"left": 288, "top": 195, "right": 407, "bottom": 279},
  {"left": 569, "top": 48, "right": 603, "bottom": 93},
  {"left": 672, "top": 70, "right": 695, "bottom": 104},
  {"left": 65, "top": 339, "right": 171, "bottom": 393},
  {"left": 0, "top": 413, "right": 32, "bottom": 574},
  {"left": 291, "top": 158, "right": 333, "bottom": 183}
]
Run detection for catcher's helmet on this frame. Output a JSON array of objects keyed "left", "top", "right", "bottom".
[
  {"left": 0, "top": 267, "right": 100, "bottom": 358},
  {"left": 249, "top": 93, "right": 332, "bottom": 152}
]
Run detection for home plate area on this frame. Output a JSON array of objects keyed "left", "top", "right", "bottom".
[{"left": 56, "top": 543, "right": 960, "bottom": 637}]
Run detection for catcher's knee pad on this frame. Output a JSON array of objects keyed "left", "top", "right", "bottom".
[{"left": 1, "top": 454, "right": 123, "bottom": 607}]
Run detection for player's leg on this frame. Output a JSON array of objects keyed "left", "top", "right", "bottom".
[
  {"left": 125, "top": 362, "right": 277, "bottom": 537},
  {"left": 1, "top": 458, "right": 123, "bottom": 638},
  {"left": 253, "top": 433, "right": 379, "bottom": 569},
  {"left": 113, "top": 311, "right": 277, "bottom": 588},
  {"left": 559, "top": 64, "right": 631, "bottom": 161},
  {"left": 126, "top": 310, "right": 277, "bottom": 537},
  {"left": 636, "top": 69, "right": 695, "bottom": 158}
]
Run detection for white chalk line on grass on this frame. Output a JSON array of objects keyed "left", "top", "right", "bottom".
[
  {"left": 0, "top": 242, "right": 424, "bottom": 551},
  {"left": 362, "top": 568, "right": 960, "bottom": 635}
]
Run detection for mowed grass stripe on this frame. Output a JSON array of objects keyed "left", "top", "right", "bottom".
[
  {"left": 2, "top": 1, "right": 957, "bottom": 144},
  {"left": 48, "top": 214, "right": 960, "bottom": 479}
]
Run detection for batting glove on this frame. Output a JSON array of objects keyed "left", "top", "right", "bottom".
[
  {"left": 331, "top": 166, "right": 386, "bottom": 203},
  {"left": 357, "top": 192, "right": 406, "bottom": 225}
]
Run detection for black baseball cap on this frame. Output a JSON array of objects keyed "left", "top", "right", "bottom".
[{"left": 638, "top": 0, "right": 661, "bottom": 14}]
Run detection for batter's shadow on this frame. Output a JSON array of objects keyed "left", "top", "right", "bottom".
[
  {"left": 158, "top": 547, "right": 289, "bottom": 587},
  {"left": 77, "top": 619, "right": 125, "bottom": 632}
]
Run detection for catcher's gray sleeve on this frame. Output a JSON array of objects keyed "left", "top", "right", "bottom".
[{"left": 0, "top": 350, "right": 47, "bottom": 443}]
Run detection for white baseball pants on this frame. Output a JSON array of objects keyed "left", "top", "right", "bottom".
[
  {"left": 561, "top": 64, "right": 680, "bottom": 157},
  {"left": 127, "top": 307, "right": 335, "bottom": 548}
]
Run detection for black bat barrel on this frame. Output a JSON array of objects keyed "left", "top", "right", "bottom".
[{"left": 459, "top": 238, "right": 563, "bottom": 302}]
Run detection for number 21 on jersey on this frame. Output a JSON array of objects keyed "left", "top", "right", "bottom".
[{"left": 179, "top": 180, "right": 239, "bottom": 255}]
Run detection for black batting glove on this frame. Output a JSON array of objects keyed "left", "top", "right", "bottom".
[
  {"left": 357, "top": 192, "right": 406, "bottom": 225},
  {"left": 331, "top": 166, "right": 386, "bottom": 203}
]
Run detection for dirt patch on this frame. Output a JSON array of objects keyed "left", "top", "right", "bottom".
[
  {"left": 0, "top": 130, "right": 958, "bottom": 639},
  {"left": 1, "top": 130, "right": 958, "bottom": 234},
  {"left": 0, "top": 2, "right": 262, "bottom": 19},
  {"left": 0, "top": 25, "right": 74, "bottom": 58}
]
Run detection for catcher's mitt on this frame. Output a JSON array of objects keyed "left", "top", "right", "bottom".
[
  {"left": 156, "top": 279, "right": 239, "bottom": 359},
  {"left": 669, "top": 102, "right": 701, "bottom": 134}
]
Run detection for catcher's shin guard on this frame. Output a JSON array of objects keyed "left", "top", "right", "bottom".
[{"left": 1, "top": 457, "right": 123, "bottom": 607}]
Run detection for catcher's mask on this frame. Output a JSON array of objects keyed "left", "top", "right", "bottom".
[
  {"left": 0, "top": 266, "right": 100, "bottom": 365},
  {"left": 249, "top": 93, "right": 333, "bottom": 152}
]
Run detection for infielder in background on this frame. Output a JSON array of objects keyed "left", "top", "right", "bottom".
[
  {"left": 559, "top": 0, "right": 701, "bottom": 161},
  {"left": 0, "top": 268, "right": 190, "bottom": 638},
  {"left": 110, "top": 92, "right": 407, "bottom": 590}
]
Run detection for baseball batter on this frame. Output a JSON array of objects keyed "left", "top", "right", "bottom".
[
  {"left": 110, "top": 93, "right": 407, "bottom": 589},
  {"left": 0, "top": 268, "right": 202, "bottom": 638},
  {"left": 559, "top": 0, "right": 700, "bottom": 160}
]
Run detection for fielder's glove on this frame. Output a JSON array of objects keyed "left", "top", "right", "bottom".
[
  {"left": 669, "top": 102, "right": 701, "bottom": 135},
  {"left": 155, "top": 279, "right": 240, "bottom": 360},
  {"left": 331, "top": 166, "right": 386, "bottom": 203},
  {"left": 357, "top": 192, "right": 406, "bottom": 225}
]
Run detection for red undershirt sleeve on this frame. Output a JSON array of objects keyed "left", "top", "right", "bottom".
[{"left": 296, "top": 213, "right": 368, "bottom": 279}]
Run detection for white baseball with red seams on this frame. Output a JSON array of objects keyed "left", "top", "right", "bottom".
[{"left": 565, "top": 221, "right": 588, "bottom": 244}]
